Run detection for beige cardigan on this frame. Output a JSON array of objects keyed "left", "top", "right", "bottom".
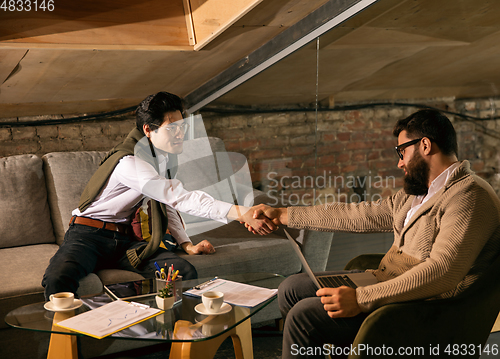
[{"left": 289, "top": 161, "right": 500, "bottom": 312}]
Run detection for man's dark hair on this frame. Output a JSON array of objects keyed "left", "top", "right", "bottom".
[
  {"left": 393, "top": 109, "right": 458, "bottom": 157},
  {"left": 136, "top": 92, "right": 185, "bottom": 134}
]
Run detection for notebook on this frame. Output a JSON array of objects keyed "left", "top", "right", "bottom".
[
  {"left": 55, "top": 300, "right": 161, "bottom": 339},
  {"left": 284, "top": 229, "right": 378, "bottom": 289}
]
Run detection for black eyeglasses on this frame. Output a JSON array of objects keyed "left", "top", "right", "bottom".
[{"left": 395, "top": 138, "right": 422, "bottom": 160}]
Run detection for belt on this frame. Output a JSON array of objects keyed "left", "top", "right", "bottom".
[{"left": 70, "top": 216, "right": 129, "bottom": 234}]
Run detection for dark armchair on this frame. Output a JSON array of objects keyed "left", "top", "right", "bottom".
[{"left": 344, "top": 254, "right": 500, "bottom": 359}]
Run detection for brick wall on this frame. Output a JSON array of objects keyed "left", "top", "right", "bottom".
[
  {"left": 0, "top": 113, "right": 136, "bottom": 157},
  {"left": 1, "top": 98, "right": 499, "bottom": 200},
  {"left": 202, "top": 99, "right": 500, "bottom": 202}
]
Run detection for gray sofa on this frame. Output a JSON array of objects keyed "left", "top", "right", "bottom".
[{"left": 0, "top": 136, "right": 333, "bottom": 359}]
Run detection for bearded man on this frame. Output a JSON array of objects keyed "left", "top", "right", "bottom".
[{"left": 252, "top": 109, "right": 500, "bottom": 359}]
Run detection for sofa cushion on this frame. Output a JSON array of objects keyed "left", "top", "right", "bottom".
[
  {"left": 0, "top": 154, "right": 56, "bottom": 248},
  {"left": 0, "top": 243, "right": 57, "bottom": 329},
  {"left": 0, "top": 244, "right": 58, "bottom": 299},
  {"left": 43, "top": 151, "right": 107, "bottom": 245},
  {"left": 0, "top": 243, "right": 103, "bottom": 329},
  {"left": 180, "top": 221, "right": 301, "bottom": 277}
]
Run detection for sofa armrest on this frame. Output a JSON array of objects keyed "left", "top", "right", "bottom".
[
  {"left": 350, "top": 289, "right": 499, "bottom": 359},
  {"left": 348, "top": 253, "right": 500, "bottom": 358}
]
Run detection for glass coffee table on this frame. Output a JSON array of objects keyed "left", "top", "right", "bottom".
[{"left": 5, "top": 273, "right": 284, "bottom": 359}]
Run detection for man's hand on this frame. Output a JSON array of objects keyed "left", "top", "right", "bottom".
[
  {"left": 182, "top": 240, "right": 215, "bottom": 255},
  {"left": 316, "top": 286, "right": 361, "bottom": 318},
  {"left": 253, "top": 205, "right": 287, "bottom": 226},
  {"left": 240, "top": 204, "right": 277, "bottom": 235},
  {"left": 243, "top": 205, "right": 288, "bottom": 234},
  {"left": 229, "top": 204, "right": 277, "bottom": 235}
]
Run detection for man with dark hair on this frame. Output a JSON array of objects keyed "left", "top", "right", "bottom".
[
  {"left": 252, "top": 109, "right": 500, "bottom": 358},
  {"left": 42, "top": 91, "right": 275, "bottom": 299},
  {"left": 393, "top": 108, "right": 458, "bottom": 157},
  {"left": 135, "top": 92, "right": 186, "bottom": 135}
]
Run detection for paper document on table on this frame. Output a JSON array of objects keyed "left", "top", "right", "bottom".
[
  {"left": 184, "top": 278, "right": 278, "bottom": 308},
  {"left": 55, "top": 300, "right": 162, "bottom": 339}
]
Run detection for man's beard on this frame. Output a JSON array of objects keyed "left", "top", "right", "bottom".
[{"left": 403, "top": 150, "right": 429, "bottom": 196}]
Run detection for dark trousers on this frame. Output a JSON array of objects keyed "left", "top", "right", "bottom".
[
  {"left": 42, "top": 223, "right": 197, "bottom": 300},
  {"left": 279, "top": 272, "right": 368, "bottom": 359}
]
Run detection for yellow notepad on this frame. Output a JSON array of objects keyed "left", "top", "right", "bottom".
[{"left": 55, "top": 300, "right": 162, "bottom": 339}]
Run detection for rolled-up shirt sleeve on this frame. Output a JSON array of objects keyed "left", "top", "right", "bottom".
[{"left": 165, "top": 205, "right": 191, "bottom": 246}]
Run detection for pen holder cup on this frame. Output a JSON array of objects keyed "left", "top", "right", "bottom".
[{"left": 156, "top": 276, "right": 182, "bottom": 303}]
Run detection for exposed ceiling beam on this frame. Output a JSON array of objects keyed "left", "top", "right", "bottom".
[{"left": 185, "top": 0, "right": 377, "bottom": 113}]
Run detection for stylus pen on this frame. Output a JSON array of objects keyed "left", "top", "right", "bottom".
[{"left": 194, "top": 276, "right": 218, "bottom": 290}]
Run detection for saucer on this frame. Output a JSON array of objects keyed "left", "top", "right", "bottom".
[
  {"left": 44, "top": 299, "right": 83, "bottom": 312},
  {"left": 195, "top": 302, "right": 232, "bottom": 316}
]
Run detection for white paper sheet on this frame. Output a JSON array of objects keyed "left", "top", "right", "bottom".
[{"left": 184, "top": 278, "right": 278, "bottom": 308}]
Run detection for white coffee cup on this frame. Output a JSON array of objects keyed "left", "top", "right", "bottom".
[
  {"left": 49, "top": 292, "right": 75, "bottom": 309},
  {"left": 202, "top": 291, "right": 224, "bottom": 314}
]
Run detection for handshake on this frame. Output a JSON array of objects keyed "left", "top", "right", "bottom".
[{"left": 229, "top": 204, "right": 288, "bottom": 236}]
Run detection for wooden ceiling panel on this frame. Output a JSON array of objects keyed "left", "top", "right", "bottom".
[
  {"left": 366, "top": 0, "right": 500, "bottom": 43},
  {"left": 0, "top": 49, "right": 28, "bottom": 85},
  {"left": 2, "top": 50, "right": 100, "bottom": 103},
  {"left": 1, "top": 50, "right": 198, "bottom": 103},
  {"left": 324, "top": 27, "right": 470, "bottom": 48},
  {"left": 213, "top": 0, "right": 500, "bottom": 107},
  {"left": 158, "top": 25, "right": 278, "bottom": 88},
  {"left": 332, "top": 0, "right": 405, "bottom": 29},
  {"left": 0, "top": 26, "right": 279, "bottom": 105},
  {"left": 215, "top": 44, "right": 429, "bottom": 106},
  {"left": 2, "top": 0, "right": 500, "bottom": 118},
  {"left": 0, "top": 0, "right": 191, "bottom": 48},
  {"left": 0, "top": 0, "right": 339, "bottom": 118},
  {"left": 340, "top": 31, "right": 500, "bottom": 93},
  {"left": 189, "top": 0, "right": 263, "bottom": 50},
  {"left": 231, "top": 0, "right": 331, "bottom": 27},
  {"left": 188, "top": 0, "right": 331, "bottom": 49}
]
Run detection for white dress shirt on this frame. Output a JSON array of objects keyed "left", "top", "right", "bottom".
[
  {"left": 404, "top": 161, "right": 461, "bottom": 227},
  {"left": 72, "top": 153, "right": 233, "bottom": 245}
]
